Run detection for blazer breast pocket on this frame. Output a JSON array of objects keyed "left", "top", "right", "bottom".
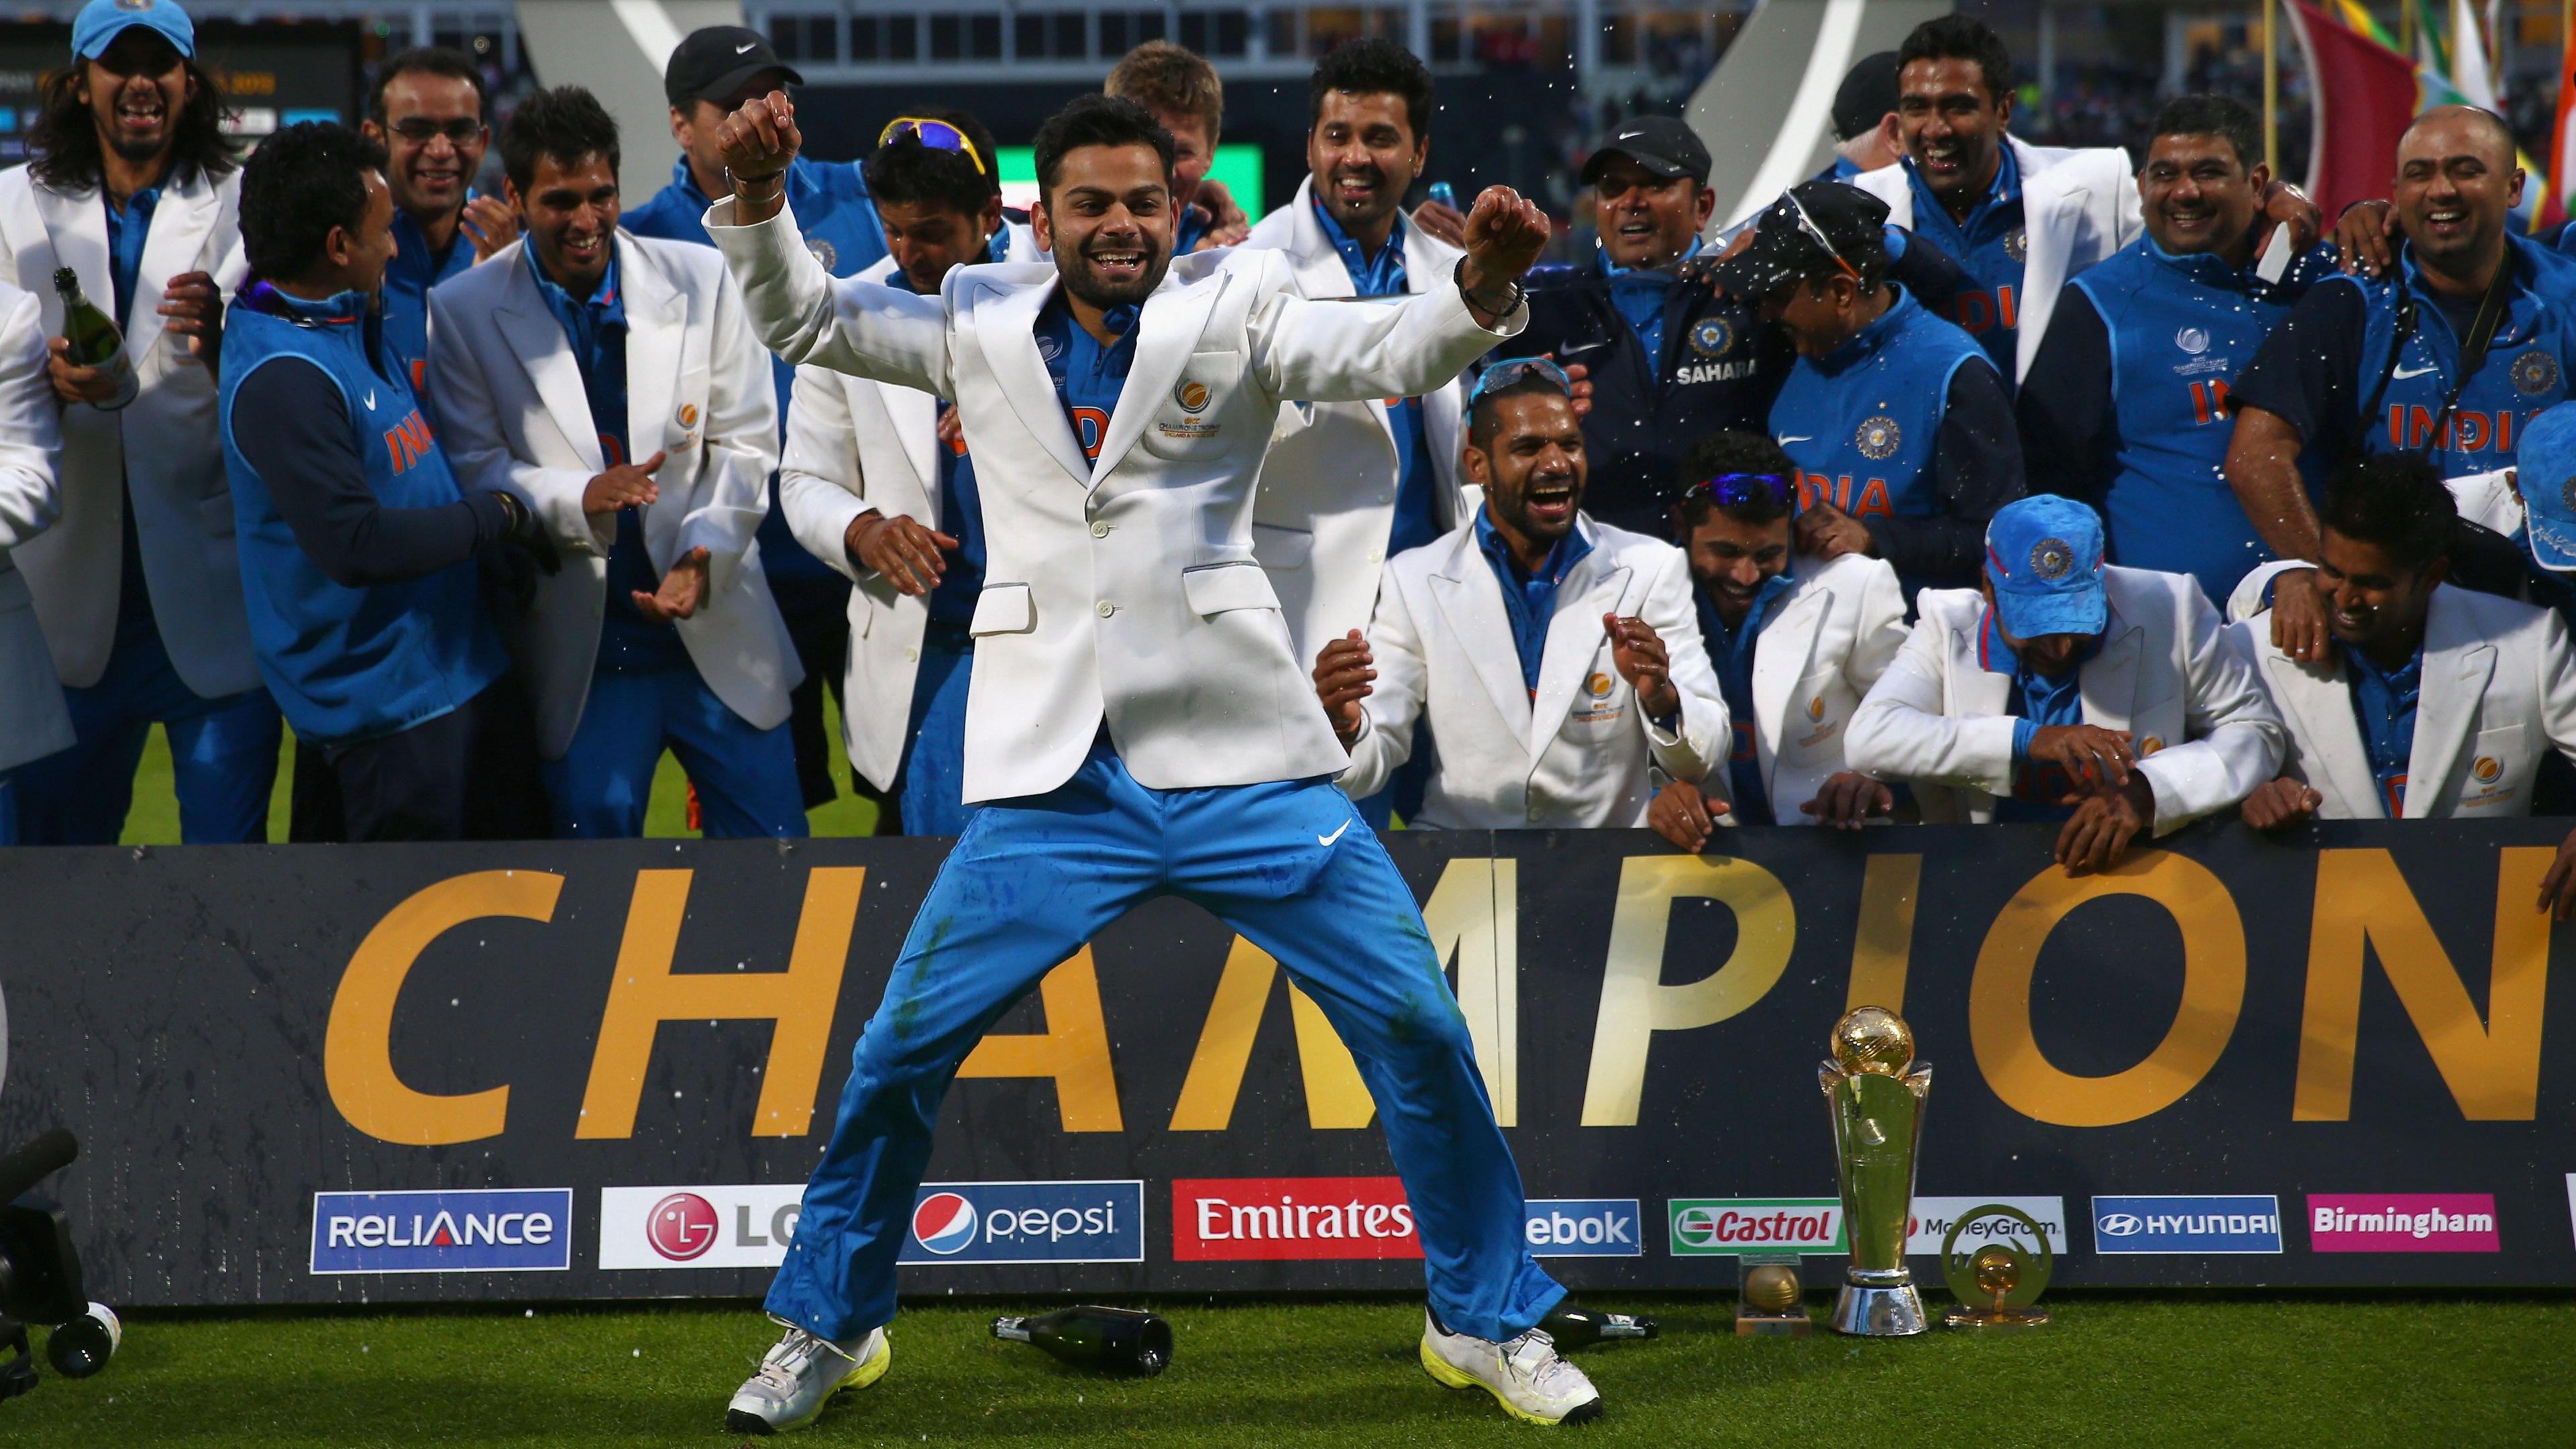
[
  {"left": 662, "top": 369, "right": 710, "bottom": 454},
  {"left": 1779, "top": 665, "right": 1847, "bottom": 761},
  {"left": 2457, "top": 723, "right": 2527, "bottom": 810},
  {"left": 1139, "top": 350, "right": 1243, "bottom": 462}
]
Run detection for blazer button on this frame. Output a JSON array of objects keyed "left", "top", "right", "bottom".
[
  {"left": 1091, "top": 521, "right": 1111, "bottom": 538},
  {"left": 903, "top": 647, "right": 919, "bottom": 662},
  {"left": 1095, "top": 600, "right": 1115, "bottom": 618}
]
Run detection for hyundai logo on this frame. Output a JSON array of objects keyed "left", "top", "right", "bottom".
[{"left": 2098, "top": 1212, "right": 2143, "bottom": 1237}]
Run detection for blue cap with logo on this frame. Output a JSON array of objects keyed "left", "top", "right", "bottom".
[
  {"left": 2518, "top": 401, "right": 2576, "bottom": 572},
  {"left": 72, "top": 0, "right": 195, "bottom": 61},
  {"left": 1984, "top": 494, "right": 2108, "bottom": 639}
]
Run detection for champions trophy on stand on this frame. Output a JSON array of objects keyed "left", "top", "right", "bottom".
[{"left": 1819, "top": 1006, "right": 1933, "bottom": 1336}]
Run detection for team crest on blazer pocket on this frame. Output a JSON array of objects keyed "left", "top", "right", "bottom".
[
  {"left": 1145, "top": 354, "right": 1240, "bottom": 455},
  {"left": 1572, "top": 670, "right": 1621, "bottom": 725}
]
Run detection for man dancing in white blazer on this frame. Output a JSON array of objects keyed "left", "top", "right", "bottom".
[{"left": 704, "top": 93, "right": 1597, "bottom": 1432}]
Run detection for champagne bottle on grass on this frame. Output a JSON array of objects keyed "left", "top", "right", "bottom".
[
  {"left": 52, "top": 268, "right": 138, "bottom": 411},
  {"left": 991, "top": 1306, "right": 1172, "bottom": 1377}
]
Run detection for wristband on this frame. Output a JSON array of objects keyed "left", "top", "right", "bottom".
[
  {"left": 1452, "top": 258, "right": 1523, "bottom": 317},
  {"left": 730, "top": 170, "right": 786, "bottom": 204}
]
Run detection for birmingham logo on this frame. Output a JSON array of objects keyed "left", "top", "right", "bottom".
[
  {"left": 1855, "top": 416, "right": 1901, "bottom": 460},
  {"left": 2003, "top": 227, "right": 2028, "bottom": 263},
  {"left": 2512, "top": 350, "right": 2560, "bottom": 396},
  {"left": 1691, "top": 317, "right": 1733, "bottom": 357},
  {"left": 2176, "top": 326, "right": 2210, "bottom": 355},
  {"left": 912, "top": 1192, "right": 979, "bottom": 1255},
  {"left": 2029, "top": 537, "right": 2076, "bottom": 580}
]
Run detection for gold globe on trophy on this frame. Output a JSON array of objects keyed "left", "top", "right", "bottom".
[
  {"left": 1819, "top": 1006, "right": 1933, "bottom": 1336},
  {"left": 1831, "top": 1006, "right": 1915, "bottom": 1077}
]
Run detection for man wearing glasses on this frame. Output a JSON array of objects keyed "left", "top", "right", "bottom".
[
  {"left": 362, "top": 48, "right": 517, "bottom": 388},
  {"left": 626, "top": 25, "right": 891, "bottom": 823},
  {"left": 1644, "top": 431, "right": 1909, "bottom": 849},
  {"left": 1313, "top": 359, "right": 1725, "bottom": 828},
  {"left": 1724, "top": 179, "right": 2024, "bottom": 598}
]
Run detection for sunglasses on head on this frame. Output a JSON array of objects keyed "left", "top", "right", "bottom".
[
  {"left": 1676, "top": 472, "right": 1794, "bottom": 508},
  {"left": 1466, "top": 356, "right": 1573, "bottom": 409},
  {"left": 878, "top": 116, "right": 987, "bottom": 176}
]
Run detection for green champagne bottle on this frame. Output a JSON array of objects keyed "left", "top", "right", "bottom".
[
  {"left": 991, "top": 1305, "right": 1172, "bottom": 1377},
  {"left": 52, "top": 267, "right": 138, "bottom": 411},
  {"left": 1538, "top": 1301, "right": 1659, "bottom": 1350}
]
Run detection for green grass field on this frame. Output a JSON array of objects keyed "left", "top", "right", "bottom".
[
  {"left": 113, "top": 696, "right": 883, "bottom": 845},
  {"left": 3, "top": 1295, "right": 2568, "bottom": 1447}
]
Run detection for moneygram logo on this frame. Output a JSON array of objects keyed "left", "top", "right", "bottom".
[
  {"left": 1904, "top": 1196, "right": 2068, "bottom": 1256},
  {"left": 1667, "top": 1199, "right": 1845, "bottom": 1255},
  {"left": 310, "top": 1189, "right": 572, "bottom": 1275},
  {"left": 647, "top": 1193, "right": 721, "bottom": 1262},
  {"left": 901, "top": 1181, "right": 1145, "bottom": 1266},
  {"left": 1173, "top": 1177, "right": 1421, "bottom": 1261},
  {"left": 2091, "top": 1195, "right": 2283, "bottom": 1254},
  {"left": 2308, "top": 1193, "right": 2501, "bottom": 1252},
  {"left": 599, "top": 1185, "right": 804, "bottom": 1271},
  {"left": 1523, "top": 1199, "right": 1643, "bottom": 1258}
]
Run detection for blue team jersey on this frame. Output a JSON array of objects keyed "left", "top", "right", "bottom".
[
  {"left": 1768, "top": 286, "right": 1990, "bottom": 539},
  {"left": 1903, "top": 147, "right": 2026, "bottom": 378},
  {"left": 380, "top": 203, "right": 482, "bottom": 392},
  {"left": 2334, "top": 238, "right": 2576, "bottom": 477},
  {"left": 2072, "top": 236, "right": 2334, "bottom": 601}
]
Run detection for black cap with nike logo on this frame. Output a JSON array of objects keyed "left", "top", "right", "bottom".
[{"left": 664, "top": 25, "right": 803, "bottom": 109}]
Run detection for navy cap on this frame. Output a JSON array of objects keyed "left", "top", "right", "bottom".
[
  {"left": 72, "top": 0, "right": 193, "bottom": 61},
  {"left": 2518, "top": 401, "right": 2576, "bottom": 572},
  {"left": 1711, "top": 179, "right": 1890, "bottom": 299},
  {"left": 1831, "top": 52, "right": 1899, "bottom": 142},
  {"left": 1985, "top": 495, "right": 2108, "bottom": 639},
  {"left": 664, "top": 25, "right": 802, "bottom": 107},
  {"left": 1579, "top": 115, "right": 1712, "bottom": 187}
]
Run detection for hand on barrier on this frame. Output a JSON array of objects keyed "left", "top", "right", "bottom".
[
  {"left": 1313, "top": 631, "right": 1375, "bottom": 748},
  {"left": 2538, "top": 826, "right": 2576, "bottom": 920},
  {"left": 1648, "top": 778, "right": 1729, "bottom": 851},
  {"left": 1801, "top": 771, "right": 1894, "bottom": 830},
  {"left": 2029, "top": 722, "right": 2136, "bottom": 792},
  {"left": 2240, "top": 777, "right": 2322, "bottom": 830},
  {"left": 2054, "top": 777, "right": 2155, "bottom": 873}
]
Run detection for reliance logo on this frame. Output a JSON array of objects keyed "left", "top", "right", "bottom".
[
  {"left": 2308, "top": 1193, "right": 2501, "bottom": 1252},
  {"left": 311, "top": 1189, "right": 573, "bottom": 1275},
  {"left": 1172, "top": 1177, "right": 1421, "bottom": 1261}
]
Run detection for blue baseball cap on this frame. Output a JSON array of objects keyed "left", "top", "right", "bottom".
[
  {"left": 2518, "top": 401, "right": 2576, "bottom": 573},
  {"left": 1985, "top": 495, "right": 2108, "bottom": 639},
  {"left": 72, "top": 0, "right": 195, "bottom": 62}
]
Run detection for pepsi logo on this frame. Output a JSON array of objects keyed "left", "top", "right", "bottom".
[
  {"left": 646, "top": 1192, "right": 720, "bottom": 1261},
  {"left": 913, "top": 1191, "right": 979, "bottom": 1255}
]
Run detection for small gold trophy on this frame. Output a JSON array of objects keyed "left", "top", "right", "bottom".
[
  {"left": 1734, "top": 1252, "right": 1811, "bottom": 1337},
  {"left": 1819, "top": 1006, "right": 1933, "bottom": 1336},
  {"left": 1939, "top": 1204, "right": 2053, "bottom": 1330}
]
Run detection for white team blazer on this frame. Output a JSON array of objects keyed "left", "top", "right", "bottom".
[
  {"left": 426, "top": 231, "right": 794, "bottom": 760},
  {"left": 0, "top": 164, "right": 257, "bottom": 697},
  {"left": 1340, "top": 513, "right": 1725, "bottom": 828},
  {"left": 0, "top": 282, "right": 72, "bottom": 773},
  {"left": 705, "top": 194, "right": 1523, "bottom": 804},
  {"left": 1851, "top": 136, "right": 2141, "bottom": 385},
  {"left": 2228, "top": 559, "right": 2576, "bottom": 818},
  {"left": 1704, "top": 552, "right": 1910, "bottom": 826},
  {"left": 1847, "top": 565, "right": 2283, "bottom": 828},
  {"left": 1241, "top": 175, "right": 1477, "bottom": 662},
  {"left": 777, "top": 235, "right": 1049, "bottom": 792}
]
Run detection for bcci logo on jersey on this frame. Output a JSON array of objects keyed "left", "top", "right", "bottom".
[
  {"left": 2512, "top": 349, "right": 2560, "bottom": 396},
  {"left": 1690, "top": 317, "right": 1733, "bottom": 357},
  {"left": 1854, "top": 416, "right": 1901, "bottom": 461}
]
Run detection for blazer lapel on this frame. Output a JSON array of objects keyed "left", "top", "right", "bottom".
[
  {"left": 2077, "top": 614, "right": 2145, "bottom": 735},
  {"left": 2269, "top": 651, "right": 2384, "bottom": 820},
  {"left": 885, "top": 384, "right": 940, "bottom": 501},
  {"left": 1946, "top": 613, "right": 2015, "bottom": 720},
  {"left": 34, "top": 182, "right": 107, "bottom": 330},
  {"left": 494, "top": 254, "right": 605, "bottom": 474},
  {"left": 2407, "top": 597, "right": 2496, "bottom": 819},
  {"left": 1090, "top": 270, "right": 1224, "bottom": 485},
  {"left": 619, "top": 244, "right": 684, "bottom": 563},
  {"left": 1428, "top": 538, "right": 1534, "bottom": 742},
  {"left": 1527, "top": 548, "right": 1634, "bottom": 755},
  {"left": 129, "top": 170, "right": 216, "bottom": 362},
  {"left": 1751, "top": 582, "right": 1829, "bottom": 765},
  {"left": 973, "top": 275, "right": 1092, "bottom": 488}
]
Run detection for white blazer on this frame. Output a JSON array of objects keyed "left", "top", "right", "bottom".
[
  {"left": 2229, "top": 561, "right": 2576, "bottom": 818},
  {"left": 0, "top": 164, "right": 256, "bottom": 697},
  {"left": 1705, "top": 553, "right": 1910, "bottom": 826},
  {"left": 0, "top": 282, "right": 72, "bottom": 773},
  {"left": 1851, "top": 136, "right": 2141, "bottom": 385},
  {"left": 1340, "top": 513, "right": 1725, "bottom": 828},
  {"left": 1242, "top": 175, "right": 1477, "bottom": 662},
  {"left": 1847, "top": 565, "right": 2283, "bottom": 828},
  {"left": 427, "top": 232, "right": 793, "bottom": 760},
  {"left": 705, "top": 194, "right": 1524, "bottom": 804}
]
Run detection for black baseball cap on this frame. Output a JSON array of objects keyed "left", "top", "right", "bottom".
[
  {"left": 1831, "top": 52, "right": 1900, "bottom": 141},
  {"left": 1578, "top": 115, "right": 1713, "bottom": 187},
  {"left": 664, "top": 25, "right": 802, "bottom": 108},
  {"left": 1713, "top": 180, "right": 1891, "bottom": 298}
]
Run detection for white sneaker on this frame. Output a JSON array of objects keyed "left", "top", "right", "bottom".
[
  {"left": 724, "top": 1324, "right": 889, "bottom": 1434},
  {"left": 1419, "top": 1311, "right": 1604, "bottom": 1426}
]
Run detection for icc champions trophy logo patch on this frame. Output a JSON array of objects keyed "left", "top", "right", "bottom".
[
  {"left": 2176, "top": 326, "right": 2210, "bottom": 355},
  {"left": 1856, "top": 416, "right": 1901, "bottom": 460},
  {"left": 1176, "top": 380, "right": 1211, "bottom": 413},
  {"left": 2512, "top": 350, "right": 2560, "bottom": 395},
  {"left": 1691, "top": 318, "right": 1733, "bottom": 357},
  {"left": 2029, "top": 538, "right": 2076, "bottom": 580}
]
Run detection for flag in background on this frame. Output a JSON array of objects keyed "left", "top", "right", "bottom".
[{"left": 2290, "top": 0, "right": 2430, "bottom": 215}]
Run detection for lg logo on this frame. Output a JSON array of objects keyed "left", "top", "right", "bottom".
[{"left": 647, "top": 1192, "right": 721, "bottom": 1261}]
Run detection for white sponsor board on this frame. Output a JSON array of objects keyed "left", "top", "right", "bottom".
[
  {"left": 598, "top": 1185, "right": 804, "bottom": 1271},
  {"left": 1904, "top": 1195, "right": 2069, "bottom": 1256}
]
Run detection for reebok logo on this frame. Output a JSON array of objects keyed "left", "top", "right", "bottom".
[{"left": 1524, "top": 1199, "right": 1643, "bottom": 1257}]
